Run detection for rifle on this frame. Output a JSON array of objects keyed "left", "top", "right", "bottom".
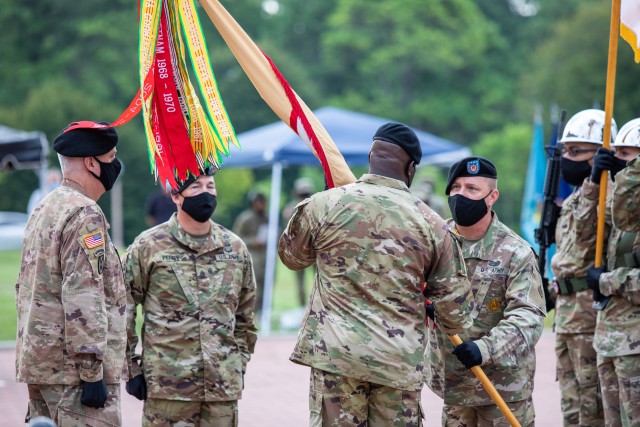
[{"left": 535, "top": 110, "right": 566, "bottom": 311}]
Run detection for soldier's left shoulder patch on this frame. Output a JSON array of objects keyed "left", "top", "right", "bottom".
[{"left": 83, "top": 231, "right": 105, "bottom": 249}]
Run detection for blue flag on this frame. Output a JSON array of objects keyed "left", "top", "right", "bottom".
[{"left": 520, "top": 111, "right": 545, "bottom": 248}]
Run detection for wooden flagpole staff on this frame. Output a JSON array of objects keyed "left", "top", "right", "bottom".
[
  {"left": 448, "top": 335, "right": 522, "bottom": 427},
  {"left": 594, "top": 0, "right": 621, "bottom": 282}
]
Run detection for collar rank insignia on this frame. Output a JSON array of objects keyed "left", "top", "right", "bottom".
[{"left": 83, "top": 231, "right": 105, "bottom": 249}]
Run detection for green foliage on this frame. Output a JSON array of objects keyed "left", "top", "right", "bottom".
[
  {"left": 0, "top": 250, "right": 21, "bottom": 340},
  {"left": 473, "top": 123, "right": 533, "bottom": 231},
  {"left": 1, "top": 0, "right": 638, "bottom": 247},
  {"left": 321, "top": 0, "right": 502, "bottom": 142}
]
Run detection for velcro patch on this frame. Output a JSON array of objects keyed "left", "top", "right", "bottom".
[{"left": 83, "top": 231, "right": 105, "bottom": 249}]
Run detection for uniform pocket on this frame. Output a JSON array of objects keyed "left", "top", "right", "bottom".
[{"left": 171, "top": 263, "right": 196, "bottom": 304}]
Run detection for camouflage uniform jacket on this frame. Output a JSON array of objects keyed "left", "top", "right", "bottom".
[
  {"left": 612, "top": 156, "right": 640, "bottom": 232},
  {"left": 425, "top": 214, "right": 546, "bottom": 405},
  {"left": 124, "top": 214, "right": 257, "bottom": 401},
  {"left": 594, "top": 218, "right": 640, "bottom": 357},
  {"left": 15, "top": 183, "right": 128, "bottom": 385},
  {"left": 551, "top": 178, "right": 611, "bottom": 334},
  {"left": 278, "top": 174, "right": 473, "bottom": 391}
]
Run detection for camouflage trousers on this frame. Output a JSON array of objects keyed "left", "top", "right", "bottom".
[
  {"left": 598, "top": 353, "right": 640, "bottom": 427},
  {"left": 555, "top": 333, "right": 603, "bottom": 426},
  {"left": 26, "top": 383, "right": 121, "bottom": 427},
  {"left": 309, "top": 368, "right": 423, "bottom": 427},
  {"left": 143, "top": 398, "right": 238, "bottom": 427},
  {"left": 441, "top": 396, "right": 534, "bottom": 427}
]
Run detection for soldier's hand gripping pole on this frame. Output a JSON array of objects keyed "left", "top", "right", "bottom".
[{"left": 448, "top": 334, "right": 522, "bottom": 427}]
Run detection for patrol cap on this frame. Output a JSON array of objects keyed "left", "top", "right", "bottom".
[
  {"left": 445, "top": 156, "right": 497, "bottom": 195},
  {"left": 373, "top": 122, "right": 422, "bottom": 165},
  {"left": 248, "top": 191, "right": 266, "bottom": 203},
  {"left": 53, "top": 122, "right": 118, "bottom": 157},
  {"left": 171, "top": 167, "right": 217, "bottom": 194},
  {"left": 293, "top": 177, "right": 314, "bottom": 195}
]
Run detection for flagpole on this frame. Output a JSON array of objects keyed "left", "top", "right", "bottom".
[
  {"left": 448, "top": 335, "right": 522, "bottom": 427},
  {"left": 595, "top": 0, "right": 621, "bottom": 270}
]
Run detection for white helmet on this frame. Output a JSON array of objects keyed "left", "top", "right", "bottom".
[
  {"left": 560, "top": 109, "right": 617, "bottom": 145},
  {"left": 614, "top": 118, "right": 640, "bottom": 148}
]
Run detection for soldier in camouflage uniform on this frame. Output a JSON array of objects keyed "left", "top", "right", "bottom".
[
  {"left": 278, "top": 123, "right": 473, "bottom": 427},
  {"left": 550, "top": 109, "right": 617, "bottom": 426},
  {"left": 123, "top": 169, "right": 258, "bottom": 427},
  {"left": 586, "top": 118, "right": 640, "bottom": 426},
  {"left": 15, "top": 123, "right": 128, "bottom": 426},
  {"left": 232, "top": 191, "right": 267, "bottom": 313},
  {"left": 425, "top": 157, "right": 546, "bottom": 427},
  {"left": 611, "top": 152, "right": 640, "bottom": 233}
]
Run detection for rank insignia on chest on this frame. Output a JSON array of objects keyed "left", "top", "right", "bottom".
[
  {"left": 487, "top": 298, "right": 501, "bottom": 312},
  {"left": 83, "top": 231, "right": 105, "bottom": 249}
]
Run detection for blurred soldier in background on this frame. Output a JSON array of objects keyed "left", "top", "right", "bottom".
[
  {"left": 586, "top": 118, "right": 640, "bottom": 426},
  {"left": 144, "top": 187, "right": 177, "bottom": 227},
  {"left": 233, "top": 191, "right": 268, "bottom": 313},
  {"left": 16, "top": 123, "right": 127, "bottom": 426},
  {"left": 411, "top": 177, "right": 448, "bottom": 218},
  {"left": 425, "top": 157, "right": 546, "bottom": 427},
  {"left": 279, "top": 123, "right": 473, "bottom": 426},
  {"left": 124, "top": 169, "right": 257, "bottom": 426},
  {"left": 550, "top": 109, "right": 617, "bottom": 426},
  {"left": 282, "top": 177, "right": 315, "bottom": 306}
]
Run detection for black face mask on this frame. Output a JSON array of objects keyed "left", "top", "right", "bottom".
[
  {"left": 90, "top": 157, "right": 122, "bottom": 191},
  {"left": 181, "top": 192, "right": 217, "bottom": 222},
  {"left": 560, "top": 157, "right": 592, "bottom": 187},
  {"left": 448, "top": 192, "right": 491, "bottom": 227}
]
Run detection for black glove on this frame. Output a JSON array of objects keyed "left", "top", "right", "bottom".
[
  {"left": 81, "top": 379, "right": 108, "bottom": 408},
  {"left": 541, "top": 278, "right": 555, "bottom": 313},
  {"left": 126, "top": 374, "right": 147, "bottom": 401},
  {"left": 591, "top": 148, "right": 627, "bottom": 182},
  {"left": 425, "top": 300, "right": 435, "bottom": 321},
  {"left": 452, "top": 340, "right": 482, "bottom": 369},
  {"left": 587, "top": 267, "right": 606, "bottom": 302}
]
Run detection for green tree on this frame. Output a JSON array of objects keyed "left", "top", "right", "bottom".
[{"left": 319, "top": 0, "right": 501, "bottom": 143}]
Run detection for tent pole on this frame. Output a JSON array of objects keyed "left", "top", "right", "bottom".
[{"left": 260, "top": 161, "right": 283, "bottom": 336}]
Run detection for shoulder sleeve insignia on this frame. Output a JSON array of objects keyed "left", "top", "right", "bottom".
[{"left": 83, "top": 231, "right": 105, "bottom": 249}]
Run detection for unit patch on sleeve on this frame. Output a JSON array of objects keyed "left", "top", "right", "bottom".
[{"left": 83, "top": 231, "right": 105, "bottom": 249}]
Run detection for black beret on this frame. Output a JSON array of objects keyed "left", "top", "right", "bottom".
[
  {"left": 373, "top": 122, "right": 422, "bottom": 165},
  {"left": 53, "top": 122, "right": 118, "bottom": 157},
  {"left": 171, "top": 167, "right": 217, "bottom": 194},
  {"left": 445, "top": 156, "right": 497, "bottom": 195}
]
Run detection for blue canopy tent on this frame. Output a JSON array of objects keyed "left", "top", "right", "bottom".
[
  {"left": 223, "top": 106, "right": 470, "bottom": 168},
  {"left": 224, "top": 106, "right": 471, "bottom": 334}
]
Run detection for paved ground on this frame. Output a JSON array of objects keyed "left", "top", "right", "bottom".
[{"left": 0, "top": 331, "right": 561, "bottom": 426}]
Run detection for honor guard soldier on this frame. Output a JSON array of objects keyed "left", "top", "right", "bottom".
[
  {"left": 586, "top": 118, "right": 640, "bottom": 426},
  {"left": 551, "top": 109, "right": 617, "bottom": 426}
]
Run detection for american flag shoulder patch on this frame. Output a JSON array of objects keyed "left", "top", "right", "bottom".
[{"left": 83, "top": 231, "right": 105, "bottom": 249}]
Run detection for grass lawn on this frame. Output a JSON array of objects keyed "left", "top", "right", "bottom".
[{"left": 0, "top": 250, "right": 20, "bottom": 341}]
